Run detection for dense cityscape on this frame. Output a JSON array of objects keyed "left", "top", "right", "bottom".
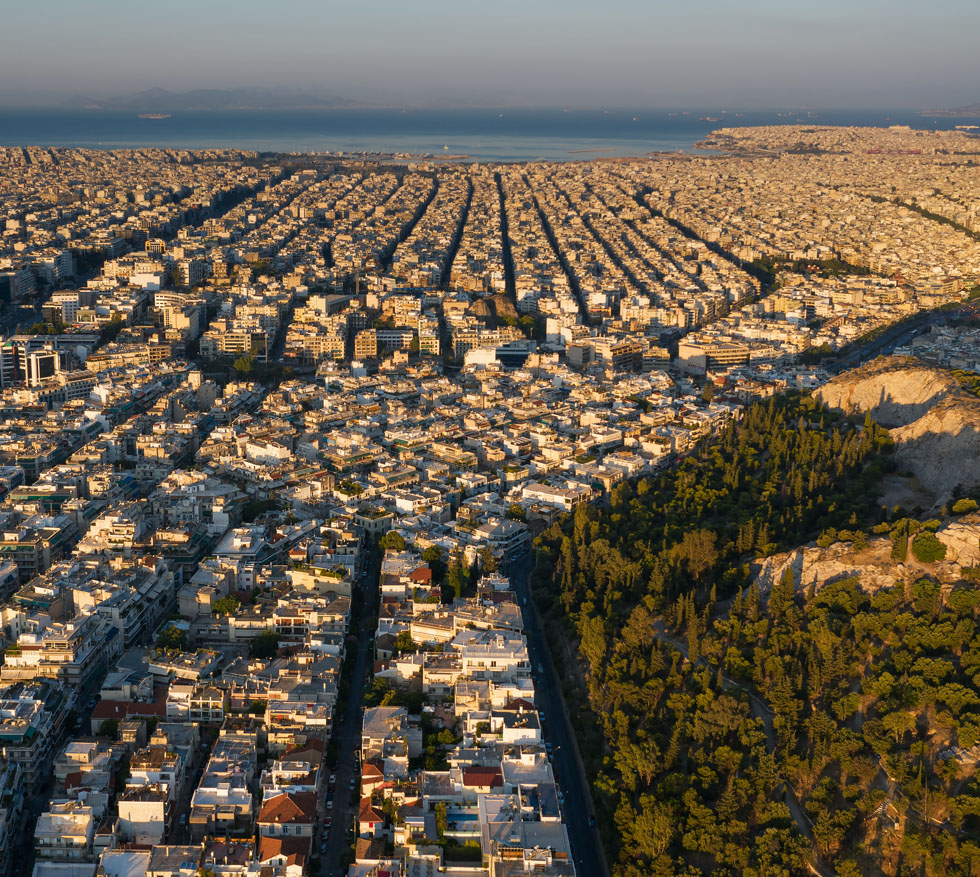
[{"left": 1, "top": 121, "right": 980, "bottom": 876}]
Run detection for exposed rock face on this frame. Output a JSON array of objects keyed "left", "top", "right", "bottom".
[
  {"left": 752, "top": 517, "right": 980, "bottom": 599},
  {"left": 467, "top": 298, "right": 493, "bottom": 324},
  {"left": 490, "top": 294, "right": 519, "bottom": 323},
  {"left": 937, "top": 514, "right": 980, "bottom": 566},
  {"left": 816, "top": 356, "right": 959, "bottom": 428},
  {"left": 816, "top": 356, "right": 980, "bottom": 504},
  {"left": 888, "top": 399, "right": 980, "bottom": 503}
]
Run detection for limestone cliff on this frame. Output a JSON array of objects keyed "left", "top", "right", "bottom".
[
  {"left": 816, "top": 356, "right": 980, "bottom": 503},
  {"left": 752, "top": 514, "right": 980, "bottom": 598}
]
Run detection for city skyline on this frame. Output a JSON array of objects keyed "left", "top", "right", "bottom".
[{"left": 3, "top": 3, "right": 980, "bottom": 874}]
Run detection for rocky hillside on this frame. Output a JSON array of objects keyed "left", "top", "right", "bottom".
[
  {"left": 753, "top": 513, "right": 980, "bottom": 597},
  {"left": 816, "top": 356, "right": 980, "bottom": 504}
]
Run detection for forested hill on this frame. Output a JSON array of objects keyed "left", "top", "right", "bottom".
[{"left": 533, "top": 392, "right": 980, "bottom": 876}]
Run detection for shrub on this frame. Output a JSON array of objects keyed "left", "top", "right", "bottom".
[
  {"left": 911, "top": 531, "right": 947, "bottom": 563},
  {"left": 817, "top": 529, "right": 837, "bottom": 548}
]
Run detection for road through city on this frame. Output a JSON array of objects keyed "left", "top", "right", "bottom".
[{"left": 509, "top": 555, "right": 609, "bottom": 877}]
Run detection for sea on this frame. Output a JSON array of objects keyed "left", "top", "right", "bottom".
[{"left": 0, "top": 107, "right": 973, "bottom": 162}]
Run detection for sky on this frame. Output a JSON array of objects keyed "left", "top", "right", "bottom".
[{"left": 2, "top": 0, "right": 979, "bottom": 109}]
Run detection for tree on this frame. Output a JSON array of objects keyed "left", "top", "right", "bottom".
[
  {"left": 233, "top": 353, "right": 255, "bottom": 375},
  {"left": 632, "top": 797, "right": 675, "bottom": 857},
  {"left": 380, "top": 530, "right": 406, "bottom": 551},
  {"left": 447, "top": 547, "right": 468, "bottom": 600},
  {"left": 506, "top": 503, "right": 526, "bottom": 522},
  {"left": 953, "top": 498, "right": 979, "bottom": 515},
  {"left": 98, "top": 719, "right": 120, "bottom": 739},
  {"left": 580, "top": 615, "right": 607, "bottom": 669},
  {"left": 435, "top": 802, "right": 447, "bottom": 841},
  {"left": 242, "top": 499, "right": 274, "bottom": 522},
  {"left": 27, "top": 320, "right": 63, "bottom": 336},
  {"left": 250, "top": 630, "right": 280, "bottom": 659},
  {"left": 422, "top": 545, "right": 446, "bottom": 583},
  {"left": 882, "top": 710, "right": 916, "bottom": 744},
  {"left": 670, "top": 529, "right": 718, "bottom": 583},
  {"left": 394, "top": 631, "right": 417, "bottom": 655},
  {"left": 212, "top": 595, "right": 240, "bottom": 616},
  {"left": 157, "top": 623, "right": 187, "bottom": 651},
  {"left": 891, "top": 519, "right": 912, "bottom": 561},
  {"left": 101, "top": 314, "right": 126, "bottom": 343},
  {"left": 479, "top": 545, "right": 498, "bottom": 574}
]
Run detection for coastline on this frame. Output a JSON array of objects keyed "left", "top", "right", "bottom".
[{"left": 0, "top": 107, "right": 967, "bottom": 162}]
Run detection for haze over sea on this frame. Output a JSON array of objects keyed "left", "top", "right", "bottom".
[{"left": 0, "top": 107, "right": 972, "bottom": 161}]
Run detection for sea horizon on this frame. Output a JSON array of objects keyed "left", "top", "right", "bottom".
[{"left": 0, "top": 106, "right": 974, "bottom": 162}]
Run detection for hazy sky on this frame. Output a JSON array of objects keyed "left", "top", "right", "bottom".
[{"left": 2, "top": 0, "right": 978, "bottom": 108}]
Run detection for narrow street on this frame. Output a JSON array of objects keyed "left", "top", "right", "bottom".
[
  {"left": 509, "top": 555, "right": 609, "bottom": 877},
  {"left": 319, "top": 546, "right": 379, "bottom": 875}
]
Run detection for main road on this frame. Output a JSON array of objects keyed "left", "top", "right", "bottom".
[{"left": 509, "top": 554, "right": 609, "bottom": 877}]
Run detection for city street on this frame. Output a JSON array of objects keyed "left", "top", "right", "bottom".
[
  {"left": 509, "top": 555, "right": 609, "bottom": 877},
  {"left": 319, "top": 548, "right": 379, "bottom": 875}
]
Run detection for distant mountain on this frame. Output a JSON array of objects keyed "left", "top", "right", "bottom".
[
  {"left": 60, "top": 87, "right": 363, "bottom": 112},
  {"left": 922, "top": 102, "right": 980, "bottom": 117}
]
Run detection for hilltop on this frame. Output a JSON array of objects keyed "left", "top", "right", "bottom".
[{"left": 816, "top": 356, "right": 980, "bottom": 507}]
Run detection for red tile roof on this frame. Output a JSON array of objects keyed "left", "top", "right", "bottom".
[
  {"left": 91, "top": 699, "right": 167, "bottom": 721},
  {"left": 257, "top": 835, "right": 310, "bottom": 865},
  {"left": 361, "top": 762, "right": 384, "bottom": 780},
  {"left": 461, "top": 766, "right": 503, "bottom": 788},
  {"left": 257, "top": 791, "right": 317, "bottom": 825},
  {"left": 358, "top": 797, "right": 384, "bottom": 825}
]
